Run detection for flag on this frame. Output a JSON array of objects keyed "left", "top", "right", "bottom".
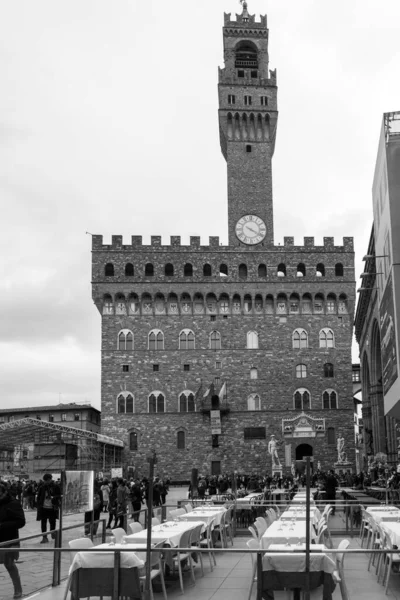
[
  {"left": 194, "top": 382, "right": 203, "bottom": 401},
  {"left": 203, "top": 383, "right": 215, "bottom": 400},
  {"left": 218, "top": 381, "right": 227, "bottom": 401}
]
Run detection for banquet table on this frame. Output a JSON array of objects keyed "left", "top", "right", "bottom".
[
  {"left": 291, "top": 494, "right": 316, "bottom": 505},
  {"left": 236, "top": 492, "right": 263, "bottom": 505},
  {"left": 261, "top": 544, "right": 338, "bottom": 600},
  {"left": 125, "top": 519, "right": 204, "bottom": 547},
  {"left": 366, "top": 507, "right": 400, "bottom": 524},
  {"left": 68, "top": 544, "right": 145, "bottom": 600},
  {"left": 280, "top": 507, "right": 321, "bottom": 526},
  {"left": 260, "top": 519, "right": 317, "bottom": 549},
  {"left": 381, "top": 522, "right": 400, "bottom": 547},
  {"left": 180, "top": 507, "right": 226, "bottom": 527}
]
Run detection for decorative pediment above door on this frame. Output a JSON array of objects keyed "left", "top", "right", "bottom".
[{"left": 282, "top": 412, "right": 325, "bottom": 439}]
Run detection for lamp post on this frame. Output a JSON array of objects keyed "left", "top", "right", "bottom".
[{"left": 144, "top": 451, "right": 157, "bottom": 600}]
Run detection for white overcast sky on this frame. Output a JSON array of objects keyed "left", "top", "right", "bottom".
[{"left": 1, "top": 0, "right": 400, "bottom": 411}]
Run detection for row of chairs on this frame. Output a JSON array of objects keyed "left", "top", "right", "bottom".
[{"left": 360, "top": 508, "right": 400, "bottom": 594}]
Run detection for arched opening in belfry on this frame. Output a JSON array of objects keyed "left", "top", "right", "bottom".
[{"left": 235, "top": 41, "right": 258, "bottom": 69}]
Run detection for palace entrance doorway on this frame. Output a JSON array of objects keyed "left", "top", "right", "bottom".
[{"left": 295, "top": 443, "right": 313, "bottom": 474}]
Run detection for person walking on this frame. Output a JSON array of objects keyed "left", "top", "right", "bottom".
[
  {"left": 325, "top": 469, "right": 338, "bottom": 515},
  {"left": 0, "top": 482, "right": 26, "bottom": 598},
  {"left": 114, "top": 478, "right": 128, "bottom": 529},
  {"left": 36, "top": 473, "right": 61, "bottom": 543},
  {"left": 100, "top": 480, "right": 110, "bottom": 512}
]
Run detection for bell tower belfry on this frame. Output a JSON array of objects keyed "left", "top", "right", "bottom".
[{"left": 219, "top": 1, "right": 278, "bottom": 247}]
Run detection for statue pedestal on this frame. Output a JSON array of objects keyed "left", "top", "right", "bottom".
[
  {"left": 334, "top": 461, "right": 352, "bottom": 474},
  {"left": 272, "top": 467, "right": 282, "bottom": 477}
]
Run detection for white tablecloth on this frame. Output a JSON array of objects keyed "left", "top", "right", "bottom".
[
  {"left": 181, "top": 508, "right": 225, "bottom": 526},
  {"left": 366, "top": 506, "right": 398, "bottom": 511},
  {"left": 381, "top": 522, "right": 400, "bottom": 547},
  {"left": 367, "top": 508, "right": 400, "bottom": 524},
  {"left": 261, "top": 519, "right": 317, "bottom": 549},
  {"left": 262, "top": 544, "right": 337, "bottom": 576},
  {"left": 236, "top": 493, "right": 263, "bottom": 505},
  {"left": 280, "top": 507, "right": 321, "bottom": 525},
  {"left": 69, "top": 543, "right": 145, "bottom": 575},
  {"left": 292, "top": 494, "right": 316, "bottom": 505},
  {"left": 125, "top": 520, "right": 204, "bottom": 547}
]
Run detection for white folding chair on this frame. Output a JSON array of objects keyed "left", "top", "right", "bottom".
[
  {"left": 111, "top": 527, "right": 126, "bottom": 543},
  {"left": 190, "top": 523, "right": 205, "bottom": 577},
  {"left": 336, "top": 539, "right": 350, "bottom": 600},
  {"left": 184, "top": 503, "right": 193, "bottom": 513},
  {"left": 246, "top": 539, "right": 260, "bottom": 600},
  {"left": 152, "top": 517, "right": 161, "bottom": 526},
  {"left": 139, "top": 540, "right": 167, "bottom": 600},
  {"left": 171, "top": 528, "right": 195, "bottom": 594},
  {"left": 199, "top": 517, "right": 217, "bottom": 571},
  {"left": 129, "top": 521, "right": 143, "bottom": 534}
]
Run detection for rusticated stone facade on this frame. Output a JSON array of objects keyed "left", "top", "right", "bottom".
[{"left": 92, "top": 4, "right": 356, "bottom": 480}]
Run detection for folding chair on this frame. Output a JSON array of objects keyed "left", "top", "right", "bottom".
[
  {"left": 199, "top": 517, "right": 217, "bottom": 571},
  {"left": 110, "top": 527, "right": 126, "bottom": 543},
  {"left": 190, "top": 522, "right": 205, "bottom": 577},
  {"left": 336, "top": 539, "right": 350, "bottom": 600},
  {"left": 129, "top": 521, "right": 143, "bottom": 534},
  {"left": 171, "top": 528, "right": 195, "bottom": 594},
  {"left": 139, "top": 540, "right": 167, "bottom": 600},
  {"left": 246, "top": 539, "right": 260, "bottom": 600}
]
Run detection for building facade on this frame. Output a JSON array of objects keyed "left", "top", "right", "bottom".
[
  {"left": 0, "top": 403, "right": 101, "bottom": 477},
  {"left": 92, "top": 3, "right": 356, "bottom": 480}
]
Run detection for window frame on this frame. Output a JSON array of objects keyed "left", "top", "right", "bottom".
[
  {"left": 148, "top": 329, "right": 164, "bottom": 350},
  {"left": 292, "top": 328, "right": 308, "bottom": 349},
  {"left": 209, "top": 330, "right": 221, "bottom": 350},
  {"left": 295, "top": 364, "right": 307, "bottom": 379},
  {"left": 247, "top": 331, "right": 259, "bottom": 349},
  {"left": 148, "top": 392, "right": 166, "bottom": 413},
  {"left": 293, "top": 388, "right": 311, "bottom": 410},
  {"left": 117, "top": 329, "right": 134, "bottom": 351},
  {"left": 322, "top": 389, "right": 338, "bottom": 410},
  {"left": 247, "top": 393, "right": 261, "bottom": 411},
  {"left": 319, "top": 328, "right": 335, "bottom": 349},
  {"left": 179, "top": 391, "right": 196, "bottom": 413},
  {"left": 179, "top": 329, "right": 195, "bottom": 350},
  {"left": 116, "top": 392, "right": 134, "bottom": 414}
]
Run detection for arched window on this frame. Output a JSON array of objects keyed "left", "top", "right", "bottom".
[
  {"left": 203, "top": 264, "right": 212, "bottom": 276},
  {"left": 117, "top": 329, "right": 134, "bottom": 350},
  {"left": 105, "top": 263, "right": 114, "bottom": 277},
  {"left": 194, "top": 293, "right": 204, "bottom": 314},
  {"left": 232, "top": 294, "right": 241, "bottom": 314},
  {"left": 239, "top": 264, "right": 248, "bottom": 279},
  {"left": 116, "top": 392, "right": 134, "bottom": 414},
  {"left": 142, "top": 293, "right": 152, "bottom": 314},
  {"left": 277, "top": 294, "right": 287, "bottom": 314},
  {"left": 292, "top": 328, "right": 308, "bottom": 349},
  {"left": 165, "top": 263, "right": 174, "bottom": 276},
  {"left": 316, "top": 263, "right": 325, "bottom": 277},
  {"left": 179, "top": 391, "right": 195, "bottom": 412},
  {"left": 296, "top": 364, "right": 307, "bottom": 378},
  {"left": 335, "top": 263, "right": 344, "bottom": 276},
  {"left": 319, "top": 328, "right": 335, "bottom": 348},
  {"left": 247, "top": 331, "right": 259, "bottom": 349},
  {"left": 179, "top": 329, "right": 195, "bottom": 350},
  {"left": 128, "top": 293, "right": 139, "bottom": 315},
  {"left": 247, "top": 393, "right": 261, "bottom": 410},
  {"left": 125, "top": 263, "right": 134, "bottom": 276},
  {"left": 250, "top": 367, "right": 258, "bottom": 379},
  {"left": 184, "top": 263, "right": 193, "bottom": 277},
  {"left": 177, "top": 430, "right": 186, "bottom": 449},
  {"left": 129, "top": 431, "right": 138, "bottom": 451},
  {"left": 148, "top": 329, "right": 164, "bottom": 350},
  {"left": 103, "top": 294, "right": 113, "bottom": 315},
  {"left": 145, "top": 263, "right": 154, "bottom": 276},
  {"left": 154, "top": 294, "right": 166, "bottom": 314},
  {"left": 297, "top": 263, "right": 306, "bottom": 277},
  {"left": 323, "top": 390, "right": 338, "bottom": 409},
  {"left": 148, "top": 392, "right": 165, "bottom": 413},
  {"left": 326, "top": 293, "right": 337, "bottom": 314},
  {"left": 265, "top": 295, "right": 274, "bottom": 314},
  {"left": 220, "top": 264, "right": 228, "bottom": 276},
  {"left": 324, "top": 363, "right": 334, "bottom": 377},
  {"left": 258, "top": 264, "right": 267, "bottom": 278},
  {"left": 210, "top": 331, "right": 221, "bottom": 350},
  {"left": 294, "top": 388, "right": 311, "bottom": 410},
  {"left": 277, "top": 263, "right": 286, "bottom": 277}
]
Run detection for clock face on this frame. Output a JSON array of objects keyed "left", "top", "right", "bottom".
[{"left": 235, "top": 215, "right": 267, "bottom": 245}]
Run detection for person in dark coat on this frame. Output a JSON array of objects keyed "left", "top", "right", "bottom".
[
  {"left": 36, "top": 473, "right": 61, "bottom": 543},
  {"left": 0, "top": 482, "right": 26, "bottom": 599},
  {"left": 324, "top": 470, "right": 338, "bottom": 515}
]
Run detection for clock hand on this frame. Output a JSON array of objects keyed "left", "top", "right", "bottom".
[{"left": 244, "top": 225, "right": 258, "bottom": 234}]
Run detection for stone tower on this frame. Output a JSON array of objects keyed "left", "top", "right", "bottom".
[
  {"left": 218, "top": 2, "right": 278, "bottom": 245},
  {"left": 91, "top": 3, "right": 356, "bottom": 480}
]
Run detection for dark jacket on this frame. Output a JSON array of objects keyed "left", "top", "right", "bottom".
[
  {"left": 36, "top": 481, "right": 61, "bottom": 521},
  {"left": 324, "top": 474, "right": 337, "bottom": 498},
  {"left": 0, "top": 493, "right": 26, "bottom": 562}
]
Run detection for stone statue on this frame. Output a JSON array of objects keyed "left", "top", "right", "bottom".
[
  {"left": 291, "top": 462, "right": 296, "bottom": 477},
  {"left": 337, "top": 434, "right": 346, "bottom": 463},
  {"left": 268, "top": 435, "right": 281, "bottom": 468}
]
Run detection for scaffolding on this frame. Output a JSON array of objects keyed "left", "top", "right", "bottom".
[{"left": 0, "top": 418, "right": 124, "bottom": 476}]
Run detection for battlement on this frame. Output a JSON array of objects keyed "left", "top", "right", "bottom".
[
  {"left": 224, "top": 11, "right": 267, "bottom": 29},
  {"left": 92, "top": 235, "right": 354, "bottom": 253}
]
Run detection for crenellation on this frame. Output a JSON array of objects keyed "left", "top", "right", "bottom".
[
  {"left": 323, "top": 237, "right": 335, "bottom": 250},
  {"left": 92, "top": 235, "right": 103, "bottom": 250},
  {"left": 111, "top": 235, "right": 123, "bottom": 249},
  {"left": 151, "top": 236, "right": 162, "bottom": 247},
  {"left": 343, "top": 237, "right": 354, "bottom": 251},
  {"left": 304, "top": 237, "right": 315, "bottom": 247},
  {"left": 284, "top": 237, "right": 294, "bottom": 247},
  {"left": 170, "top": 236, "right": 181, "bottom": 247},
  {"left": 190, "top": 236, "right": 201, "bottom": 248},
  {"left": 131, "top": 236, "right": 143, "bottom": 246},
  {"left": 209, "top": 236, "right": 220, "bottom": 248}
]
